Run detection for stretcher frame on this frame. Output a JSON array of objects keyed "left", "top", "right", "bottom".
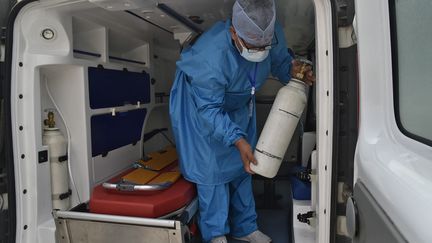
[
  {"left": 53, "top": 198, "right": 198, "bottom": 243},
  {"left": 101, "top": 162, "right": 176, "bottom": 192},
  {"left": 102, "top": 180, "right": 172, "bottom": 191}
]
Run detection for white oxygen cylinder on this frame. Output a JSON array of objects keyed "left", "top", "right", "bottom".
[
  {"left": 43, "top": 112, "right": 70, "bottom": 210},
  {"left": 251, "top": 79, "right": 307, "bottom": 178}
]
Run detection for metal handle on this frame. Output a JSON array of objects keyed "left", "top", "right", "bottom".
[{"left": 102, "top": 182, "right": 172, "bottom": 192}]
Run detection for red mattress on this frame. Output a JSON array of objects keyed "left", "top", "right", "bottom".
[{"left": 89, "top": 169, "right": 196, "bottom": 218}]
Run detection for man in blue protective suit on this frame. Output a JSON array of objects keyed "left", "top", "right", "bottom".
[{"left": 169, "top": 0, "right": 314, "bottom": 242}]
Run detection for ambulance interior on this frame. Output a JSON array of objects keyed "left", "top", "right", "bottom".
[{"left": 12, "top": 0, "right": 318, "bottom": 242}]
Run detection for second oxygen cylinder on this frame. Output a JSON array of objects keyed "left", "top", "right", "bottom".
[
  {"left": 43, "top": 112, "right": 70, "bottom": 210},
  {"left": 251, "top": 79, "right": 307, "bottom": 178}
]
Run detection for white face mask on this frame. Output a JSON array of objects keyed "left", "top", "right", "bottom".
[
  {"left": 235, "top": 38, "right": 269, "bottom": 62},
  {"left": 239, "top": 48, "right": 269, "bottom": 62}
]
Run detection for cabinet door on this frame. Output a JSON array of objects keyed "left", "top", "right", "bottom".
[{"left": 88, "top": 67, "right": 151, "bottom": 109}]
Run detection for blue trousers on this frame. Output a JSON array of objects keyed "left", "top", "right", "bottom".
[{"left": 196, "top": 174, "right": 258, "bottom": 242}]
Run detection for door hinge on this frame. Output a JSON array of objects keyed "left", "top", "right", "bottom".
[
  {"left": 1, "top": 27, "right": 5, "bottom": 63},
  {"left": 0, "top": 43, "right": 4, "bottom": 63},
  {"left": 1, "top": 26, "right": 6, "bottom": 39},
  {"left": 336, "top": 0, "right": 355, "bottom": 27},
  {"left": 338, "top": 24, "right": 357, "bottom": 48},
  {"left": 338, "top": 182, "right": 353, "bottom": 203},
  {"left": 336, "top": 216, "right": 350, "bottom": 237}
]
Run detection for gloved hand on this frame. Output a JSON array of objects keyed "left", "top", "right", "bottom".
[
  {"left": 235, "top": 138, "right": 257, "bottom": 174},
  {"left": 291, "top": 59, "right": 315, "bottom": 86}
]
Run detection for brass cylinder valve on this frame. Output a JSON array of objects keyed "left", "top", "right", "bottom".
[
  {"left": 294, "top": 59, "right": 313, "bottom": 81},
  {"left": 44, "top": 111, "right": 56, "bottom": 128}
]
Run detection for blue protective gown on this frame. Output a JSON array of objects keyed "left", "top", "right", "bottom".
[{"left": 169, "top": 20, "right": 292, "bottom": 241}]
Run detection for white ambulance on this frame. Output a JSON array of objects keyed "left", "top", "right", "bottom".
[{"left": 0, "top": 0, "right": 431, "bottom": 242}]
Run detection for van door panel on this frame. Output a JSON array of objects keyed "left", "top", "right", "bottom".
[
  {"left": 354, "top": 0, "right": 432, "bottom": 242},
  {"left": 352, "top": 181, "right": 406, "bottom": 243}
]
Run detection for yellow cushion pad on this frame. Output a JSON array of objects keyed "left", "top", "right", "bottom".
[
  {"left": 148, "top": 172, "right": 181, "bottom": 185},
  {"left": 121, "top": 169, "right": 158, "bottom": 185},
  {"left": 139, "top": 146, "right": 177, "bottom": 171}
]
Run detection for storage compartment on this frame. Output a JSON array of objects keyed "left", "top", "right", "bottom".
[
  {"left": 72, "top": 14, "right": 150, "bottom": 67},
  {"left": 108, "top": 29, "right": 150, "bottom": 67},
  {"left": 72, "top": 17, "right": 107, "bottom": 61},
  {"left": 40, "top": 65, "right": 91, "bottom": 206}
]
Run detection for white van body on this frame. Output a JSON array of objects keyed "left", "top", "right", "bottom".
[
  {"left": 354, "top": 0, "right": 432, "bottom": 242},
  {"left": 0, "top": 0, "right": 431, "bottom": 243}
]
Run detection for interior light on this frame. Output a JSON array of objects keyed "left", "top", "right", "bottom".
[{"left": 41, "top": 28, "right": 55, "bottom": 40}]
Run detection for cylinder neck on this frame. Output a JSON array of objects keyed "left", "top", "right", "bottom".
[
  {"left": 44, "top": 127, "right": 60, "bottom": 131},
  {"left": 288, "top": 79, "right": 308, "bottom": 90}
]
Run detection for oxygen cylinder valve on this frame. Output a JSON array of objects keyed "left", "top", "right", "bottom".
[
  {"left": 294, "top": 59, "right": 313, "bottom": 81},
  {"left": 44, "top": 111, "right": 56, "bottom": 128}
]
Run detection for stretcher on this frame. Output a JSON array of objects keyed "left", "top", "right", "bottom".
[
  {"left": 101, "top": 146, "right": 181, "bottom": 192},
  {"left": 89, "top": 146, "right": 196, "bottom": 218}
]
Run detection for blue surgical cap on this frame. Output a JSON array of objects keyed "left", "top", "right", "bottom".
[{"left": 232, "top": 0, "right": 276, "bottom": 47}]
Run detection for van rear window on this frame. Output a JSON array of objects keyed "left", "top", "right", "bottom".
[{"left": 390, "top": 0, "right": 432, "bottom": 146}]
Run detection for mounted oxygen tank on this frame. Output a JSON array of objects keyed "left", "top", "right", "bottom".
[
  {"left": 43, "top": 111, "right": 71, "bottom": 210},
  {"left": 251, "top": 60, "right": 311, "bottom": 178}
]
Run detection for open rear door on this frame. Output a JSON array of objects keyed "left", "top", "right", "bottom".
[
  {"left": 0, "top": 1, "right": 18, "bottom": 242},
  {"left": 349, "top": 0, "right": 432, "bottom": 242},
  {"left": 1, "top": 0, "right": 18, "bottom": 242},
  {"left": 1, "top": 1, "right": 37, "bottom": 242},
  {"left": 302, "top": 1, "right": 335, "bottom": 243}
]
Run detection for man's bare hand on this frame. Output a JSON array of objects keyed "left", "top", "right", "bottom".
[{"left": 235, "top": 138, "right": 257, "bottom": 174}]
